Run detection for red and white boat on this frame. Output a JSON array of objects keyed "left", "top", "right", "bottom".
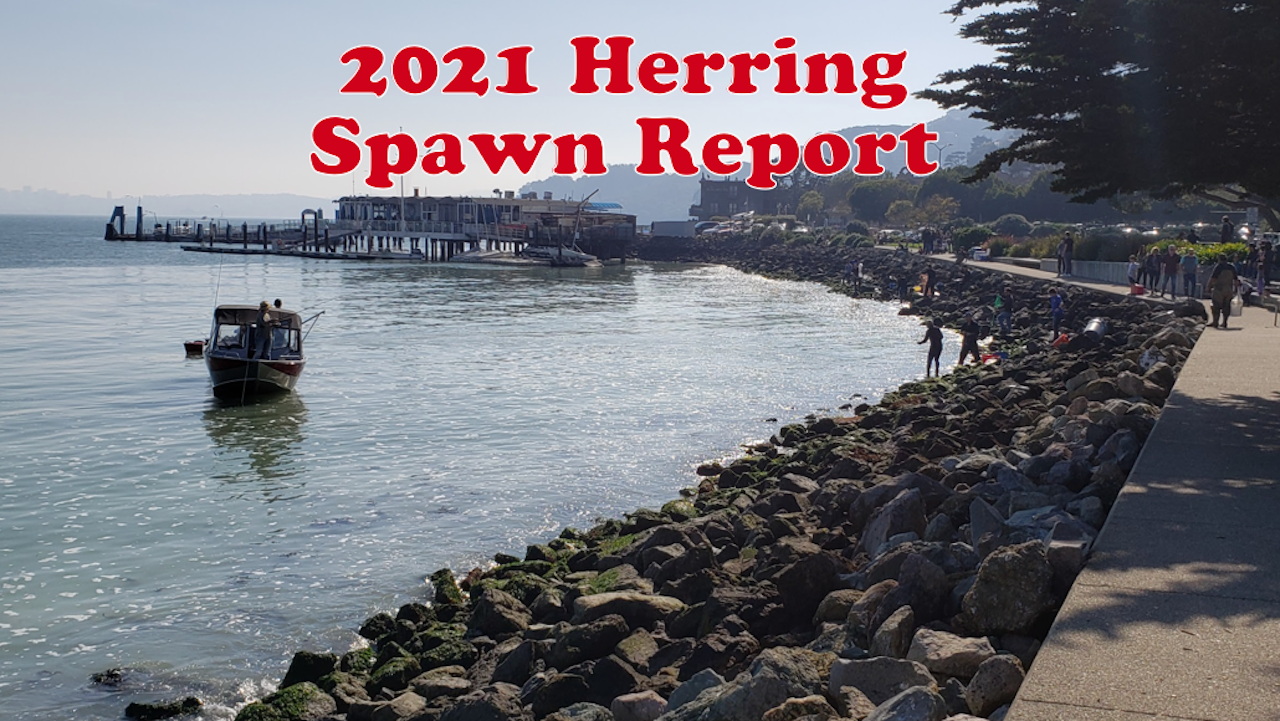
[{"left": 204, "top": 304, "right": 315, "bottom": 399}]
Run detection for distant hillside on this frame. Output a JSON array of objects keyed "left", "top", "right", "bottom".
[
  {"left": 519, "top": 165, "right": 702, "bottom": 226},
  {"left": 831, "top": 108, "right": 1021, "bottom": 174},
  {"left": 0, "top": 189, "right": 334, "bottom": 220},
  {"left": 520, "top": 110, "right": 1019, "bottom": 224}
]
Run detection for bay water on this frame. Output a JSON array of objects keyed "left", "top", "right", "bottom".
[{"left": 0, "top": 215, "right": 948, "bottom": 719}]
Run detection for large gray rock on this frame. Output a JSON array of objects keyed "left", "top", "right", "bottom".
[
  {"left": 549, "top": 614, "right": 632, "bottom": 669},
  {"left": 411, "top": 673, "right": 472, "bottom": 701},
  {"left": 814, "top": 589, "right": 864, "bottom": 624},
  {"left": 573, "top": 592, "right": 687, "bottom": 628},
  {"left": 371, "top": 692, "right": 426, "bottom": 721},
  {"left": 861, "top": 490, "right": 928, "bottom": 555},
  {"left": 614, "top": 629, "right": 660, "bottom": 671},
  {"left": 829, "top": 657, "right": 937, "bottom": 706},
  {"left": 965, "top": 654, "right": 1025, "bottom": 717},
  {"left": 904, "top": 629, "right": 995, "bottom": 680},
  {"left": 544, "top": 703, "right": 613, "bottom": 721},
  {"left": 761, "top": 695, "right": 838, "bottom": 721},
  {"left": 960, "top": 542, "right": 1055, "bottom": 636},
  {"left": 870, "top": 605, "right": 915, "bottom": 659},
  {"left": 864, "top": 687, "right": 947, "bottom": 721},
  {"left": 611, "top": 690, "right": 667, "bottom": 721},
  {"left": 666, "top": 668, "right": 724, "bottom": 711},
  {"left": 440, "top": 682, "right": 532, "bottom": 721},
  {"left": 470, "top": 587, "right": 532, "bottom": 638},
  {"left": 666, "top": 648, "right": 836, "bottom": 721}
]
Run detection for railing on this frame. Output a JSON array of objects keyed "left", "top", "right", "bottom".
[{"left": 330, "top": 219, "right": 465, "bottom": 234}]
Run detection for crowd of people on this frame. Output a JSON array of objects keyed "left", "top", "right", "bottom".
[{"left": 1126, "top": 231, "right": 1273, "bottom": 304}]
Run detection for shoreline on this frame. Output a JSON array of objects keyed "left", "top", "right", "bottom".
[{"left": 131, "top": 240, "right": 1206, "bottom": 721}]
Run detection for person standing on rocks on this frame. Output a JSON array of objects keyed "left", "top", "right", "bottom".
[
  {"left": 918, "top": 319, "right": 944, "bottom": 377},
  {"left": 1208, "top": 257, "right": 1239, "bottom": 328},
  {"left": 958, "top": 313, "right": 982, "bottom": 366},
  {"left": 921, "top": 264, "right": 936, "bottom": 298},
  {"left": 1049, "top": 287, "right": 1065, "bottom": 337},
  {"left": 995, "top": 284, "right": 1013, "bottom": 335}
]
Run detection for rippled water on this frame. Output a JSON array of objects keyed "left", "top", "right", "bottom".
[{"left": 0, "top": 215, "right": 950, "bottom": 720}]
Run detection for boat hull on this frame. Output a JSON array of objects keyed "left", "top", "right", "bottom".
[{"left": 206, "top": 353, "right": 304, "bottom": 398}]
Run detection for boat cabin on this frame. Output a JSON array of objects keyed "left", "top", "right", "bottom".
[{"left": 209, "top": 305, "right": 304, "bottom": 361}]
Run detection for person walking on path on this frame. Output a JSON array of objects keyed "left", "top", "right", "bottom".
[
  {"left": 918, "top": 319, "right": 944, "bottom": 377},
  {"left": 1220, "top": 215, "right": 1235, "bottom": 244},
  {"left": 1128, "top": 254, "right": 1141, "bottom": 290},
  {"left": 1257, "top": 241, "right": 1272, "bottom": 292},
  {"left": 1049, "top": 287, "right": 1066, "bottom": 337},
  {"left": 1061, "top": 231, "right": 1075, "bottom": 276},
  {"left": 1180, "top": 250, "right": 1199, "bottom": 298},
  {"left": 1160, "top": 246, "right": 1181, "bottom": 299},
  {"left": 1208, "top": 257, "right": 1240, "bottom": 328}
]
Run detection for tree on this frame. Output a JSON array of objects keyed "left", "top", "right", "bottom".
[
  {"left": 920, "top": 1, "right": 1280, "bottom": 227},
  {"left": 848, "top": 178, "right": 919, "bottom": 222},
  {"left": 991, "top": 213, "right": 1034, "bottom": 238},
  {"left": 885, "top": 199, "right": 918, "bottom": 227},
  {"left": 917, "top": 196, "right": 961, "bottom": 226},
  {"left": 796, "top": 191, "right": 824, "bottom": 223}
]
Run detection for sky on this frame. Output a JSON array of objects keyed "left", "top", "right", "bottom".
[{"left": 0, "top": 0, "right": 994, "bottom": 203}]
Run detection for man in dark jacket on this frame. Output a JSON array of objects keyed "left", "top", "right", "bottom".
[{"left": 1208, "top": 259, "right": 1239, "bottom": 328}]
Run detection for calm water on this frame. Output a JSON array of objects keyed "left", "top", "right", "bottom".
[{"left": 0, "top": 215, "right": 947, "bottom": 720}]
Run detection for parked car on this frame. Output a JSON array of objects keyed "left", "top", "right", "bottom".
[{"left": 694, "top": 221, "right": 719, "bottom": 234}]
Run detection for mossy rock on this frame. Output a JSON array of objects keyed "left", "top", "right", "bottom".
[
  {"left": 661, "top": 499, "right": 697, "bottom": 521},
  {"left": 493, "top": 560, "right": 554, "bottom": 579},
  {"left": 125, "top": 698, "right": 201, "bottom": 721},
  {"left": 496, "top": 571, "right": 553, "bottom": 607},
  {"left": 366, "top": 656, "right": 421, "bottom": 694},
  {"left": 357, "top": 612, "right": 396, "bottom": 642},
  {"left": 234, "top": 683, "right": 335, "bottom": 721},
  {"left": 429, "top": 568, "right": 465, "bottom": 606},
  {"left": 580, "top": 567, "right": 621, "bottom": 595},
  {"left": 594, "top": 533, "right": 638, "bottom": 556},
  {"left": 412, "top": 622, "right": 465, "bottom": 653},
  {"left": 525, "top": 543, "right": 559, "bottom": 562},
  {"left": 419, "top": 639, "right": 478, "bottom": 671}
]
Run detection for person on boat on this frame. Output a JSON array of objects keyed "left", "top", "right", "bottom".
[
  {"left": 273, "top": 299, "right": 283, "bottom": 309},
  {"left": 253, "top": 301, "right": 274, "bottom": 359}
]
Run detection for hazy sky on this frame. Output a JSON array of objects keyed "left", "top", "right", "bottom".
[{"left": 1, "top": 0, "right": 993, "bottom": 202}]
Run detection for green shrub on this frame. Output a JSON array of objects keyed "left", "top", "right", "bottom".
[
  {"left": 1197, "top": 242, "right": 1249, "bottom": 264},
  {"left": 992, "top": 214, "right": 1034, "bottom": 238},
  {"left": 986, "top": 237, "right": 1013, "bottom": 258},
  {"left": 952, "top": 225, "right": 993, "bottom": 253},
  {"left": 845, "top": 219, "right": 871, "bottom": 235},
  {"left": 759, "top": 226, "right": 789, "bottom": 245},
  {"left": 1030, "top": 222, "right": 1070, "bottom": 238}
]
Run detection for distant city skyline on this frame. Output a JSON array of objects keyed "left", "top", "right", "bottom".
[{"left": 1, "top": 1, "right": 993, "bottom": 203}]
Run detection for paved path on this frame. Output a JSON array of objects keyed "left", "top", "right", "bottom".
[{"left": 947, "top": 255, "right": 1280, "bottom": 719}]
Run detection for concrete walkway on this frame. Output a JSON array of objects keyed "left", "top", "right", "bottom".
[{"left": 944, "top": 253, "right": 1280, "bottom": 719}]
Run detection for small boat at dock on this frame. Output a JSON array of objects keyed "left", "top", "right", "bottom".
[{"left": 204, "top": 304, "right": 317, "bottom": 399}]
